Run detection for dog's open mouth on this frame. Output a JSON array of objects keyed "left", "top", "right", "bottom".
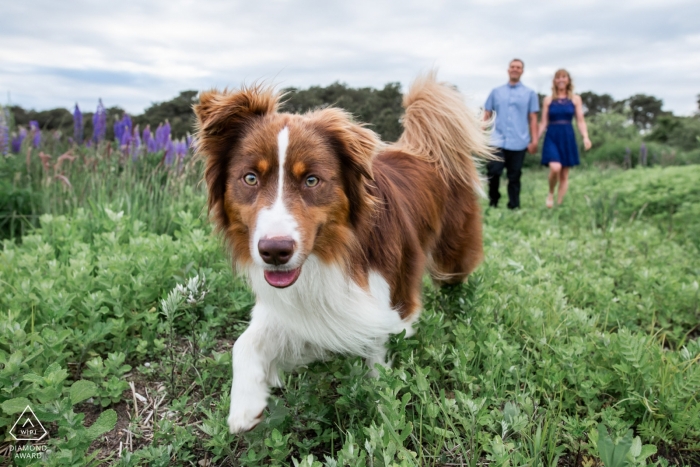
[{"left": 264, "top": 267, "right": 301, "bottom": 288}]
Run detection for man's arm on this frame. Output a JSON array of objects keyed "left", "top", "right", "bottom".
[
  {"left": 483, "top": 90, "right": 494, "bottom": 124},
  {"left": 527, "top": 112, "right": 538, "bottom": 154}
]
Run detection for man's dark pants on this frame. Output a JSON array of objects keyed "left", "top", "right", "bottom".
[{"left": 486, "top": 148, "right": 526, "bottom": 209}]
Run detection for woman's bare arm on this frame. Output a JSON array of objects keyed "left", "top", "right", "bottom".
[
  {"left": 573, "top": 95, "right": 592, "bottom": 150},
  {"left": 538, "top": 96, "right": 551, "bottom": 139}
]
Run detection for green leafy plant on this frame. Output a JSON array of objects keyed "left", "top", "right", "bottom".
[
  {"left": 2, "top": 378, "right": 117, "bottom": 466},
  {"left": 82, "top": 352, "right": 132, "bottom": 407}
]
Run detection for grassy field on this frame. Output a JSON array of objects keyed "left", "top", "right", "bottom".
[{"left": 1, "top": 157, "right": 699, "bottom": 466}]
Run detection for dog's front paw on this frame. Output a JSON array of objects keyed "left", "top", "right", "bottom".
[{"left": 227, "top": 395, "right": 267, "bottom": 434}]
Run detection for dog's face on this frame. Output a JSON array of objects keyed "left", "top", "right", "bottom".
[{"left": 194, "top": 86, "right": 378, "bottom": 288}]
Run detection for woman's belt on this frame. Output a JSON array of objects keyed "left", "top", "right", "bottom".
[{"left": 548, "top": 120, "right": 571, "bottom": 125}]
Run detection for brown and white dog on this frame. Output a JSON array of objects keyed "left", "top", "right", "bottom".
[{"left": 193, "top": 71, "right": 491, "bottom": 433}]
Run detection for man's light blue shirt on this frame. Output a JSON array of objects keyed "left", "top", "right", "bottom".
[{"left": 484, "top": 81, "right": 539, "bottom": 151}]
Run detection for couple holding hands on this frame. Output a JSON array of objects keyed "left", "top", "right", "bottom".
[{"left": 484, "top": 59, "right": 592, "bottom": 209}]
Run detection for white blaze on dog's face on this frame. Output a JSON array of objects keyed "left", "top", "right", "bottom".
[
  {"left": 217, "top": 114, "right": 376, "bottom": 289},
  {"left": 250, "top": 127, "right": 302, "bottom": 287}
]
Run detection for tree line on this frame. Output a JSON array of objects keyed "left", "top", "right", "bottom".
[{"left": 7, "top": 84, "right": 700, "bottom": 149}]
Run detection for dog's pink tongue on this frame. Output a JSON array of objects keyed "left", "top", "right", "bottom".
[{"left": 264, "top": 268, "right": 301, "bottom": 288}]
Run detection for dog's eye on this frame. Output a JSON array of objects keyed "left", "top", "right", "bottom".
[
  {"left": 243, "top": 173, "right": 258, "bottom": 186},
  {"left": 305, "top": 175, "right": 319, "bottom": 187}
]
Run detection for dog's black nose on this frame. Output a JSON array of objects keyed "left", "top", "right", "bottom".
[{"left": 258, "top": 238, "right": 295, "bottom": 265}]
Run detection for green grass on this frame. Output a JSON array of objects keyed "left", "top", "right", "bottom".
[
  {"left": 0, "top": 143, "right": 203, "bottom": 239},
  {"left": 1, "top": 164, "right": 699, "bottom": 466}
]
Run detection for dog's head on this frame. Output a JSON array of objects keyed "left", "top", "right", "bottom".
[{"left": 194, "top": 85, "right": 379, "bottom": 288}]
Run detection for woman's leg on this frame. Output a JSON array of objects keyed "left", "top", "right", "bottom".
[
  {"left": 547, "top": 162, "right": 562, "bottom": 208},
  {"left": 557, "top": 167, "right": 570, "bottom": 204}
]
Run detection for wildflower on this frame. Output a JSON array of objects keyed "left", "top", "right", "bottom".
[
  {"left": 114, "top": 113, "right": 133, "bottom": 144},
  {"left": 29, "top": 121, "right": 41, "bottom": 148},
  {"left": 164, "top": 136, "right": 175, "bottom": 165},
  {"left": 154, "top": 123, "right": 163, "bottom": 150},
  {"left": 155, "top": 122, "right": 171, "bottom": 151},
  {"left": 55, "top": 151, "right": 76, "bottom": 171},
  {"left": 163, "top": 121, "right": 171, "bottom": 141},
  {"left": 92, "top": 99, "right": 107, "bottom": 144},
  {"left": 11, "top": 127, "right": 27, "bottom": 153},
  {"left": 177, "top": 140, "right": 187, "bottom": 158},
  {"left": 142, "top": 125, "right": 151, "bottom": 147},
  {"left": 73, "top": 104, "right": 83, "bottom": 144},
  {"left": 143, "top": 125, "right": 158, "bottom": 154},
  {"left": 119, "top": 125, "right": 131, "bottom": 149},
  {"left": 39, "top": 151, "right": 52, "bottom": 171},
  {"left": 114, "top": 117, "right": 124, "bottom": 143},
  {"left": 122, "top": 114, "right": 133, "bottom": 134}
]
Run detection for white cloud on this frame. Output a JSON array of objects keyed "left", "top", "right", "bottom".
[{"left": 0, "top": 0, "right": 698, "bottom": 115}]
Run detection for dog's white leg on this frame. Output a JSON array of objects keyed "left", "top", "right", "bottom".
[
  {"left": 266, "top": 361, "right": 284, "bottom": 388},
  {"left": 365, "top": 315, "right": 418, "bottom": 377},
  {"left": 365, "top": 338, "right": 390, "bottom": 378},
  {"left": 227, "top": 317, "right": 278, "bottom": 434}
]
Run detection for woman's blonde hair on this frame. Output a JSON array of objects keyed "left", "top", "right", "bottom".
[{"left": 551, "top": 69, "right": 574, "bottom": 99}]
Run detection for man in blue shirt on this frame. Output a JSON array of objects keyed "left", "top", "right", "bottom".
[{"left": 483, "top": 59, "right": 540, "bottom": 209}]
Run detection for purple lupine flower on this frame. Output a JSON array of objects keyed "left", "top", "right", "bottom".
[
  {"left": 0, "top": 108, "right": 9, "bottom": 155},
  {"left": 163, "top": 121, "right": 171, "bottom": 141},
  {"left": 122, "top": 114, "right": 132, "bottom": 135},
  {"left": 131, "top": 125, "right": 141, "bottom": 161},
  {"left": 174, "top": 139, "right": 188, "bottom": 171},
  {"left": 115, "top": 113, "right": 133, "bottom": 144},
  {"left": 164, "top": 136, "right": 175, "bottom": 165},
  {"left": 155, "top": 122, "right": 171, "bottom": 151},
  {"left": 175, "top": 140, "right": 187, "bottom": 159},
  {"left": 11, "top": 135, "right": 22, "bottom": 153},
  {"left": 142, "top": 125, "right": 151, "bottom": 145},
  {"left": 92, "top": 99, "right": 107, "bottom": 144},
  {"left": 73, "top": 104, "right": 83, "bottom": 144},
  {"left": 117, "top": 115, "right": 132, "bottom": 149},
  {"left": 120, "top": 127, "right": 131, "bottom": 149},
  {"left": 114, "top": 117, "right": 125, "bottom": 143},
  {"left": 148, "top": 136, "right": 158, "bottom": 153},
  {"left": 11, "top": 127, "right": 27, "bottom": 153},
  {"left": 143, "top": 125, "right": 157, "bottom": 154},
  {"left": 29, "top": 121, "right": 41, "bottom": 148},
  {"left": 153, "top": 123, "right": 163, "bottom": 150},
  {"left": 159, "top": 121, "right": 171, "bottom": 151}
]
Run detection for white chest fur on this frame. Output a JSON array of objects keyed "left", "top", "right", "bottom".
[{"left": 245, "top": 255, "right": 411, "bottom": 364}]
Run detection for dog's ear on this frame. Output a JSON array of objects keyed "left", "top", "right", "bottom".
[
  {"left": 193, "top": 85, "right": 279, "bottom": 230},
  {"left": 308, "top": 108, "right": 380, "bottom": 226}
]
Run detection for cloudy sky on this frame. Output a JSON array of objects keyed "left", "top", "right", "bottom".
[{"left": 1, "top": 0, "right": 698, "bottom": 116}]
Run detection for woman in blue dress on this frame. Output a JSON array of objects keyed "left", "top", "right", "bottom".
[{"left": 538, "top": 69, "right": 592, "bottom": 208}]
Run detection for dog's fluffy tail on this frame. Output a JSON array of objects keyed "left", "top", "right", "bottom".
[{"left": 395, "top": 70, "right": 493, "bottom": 196}]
